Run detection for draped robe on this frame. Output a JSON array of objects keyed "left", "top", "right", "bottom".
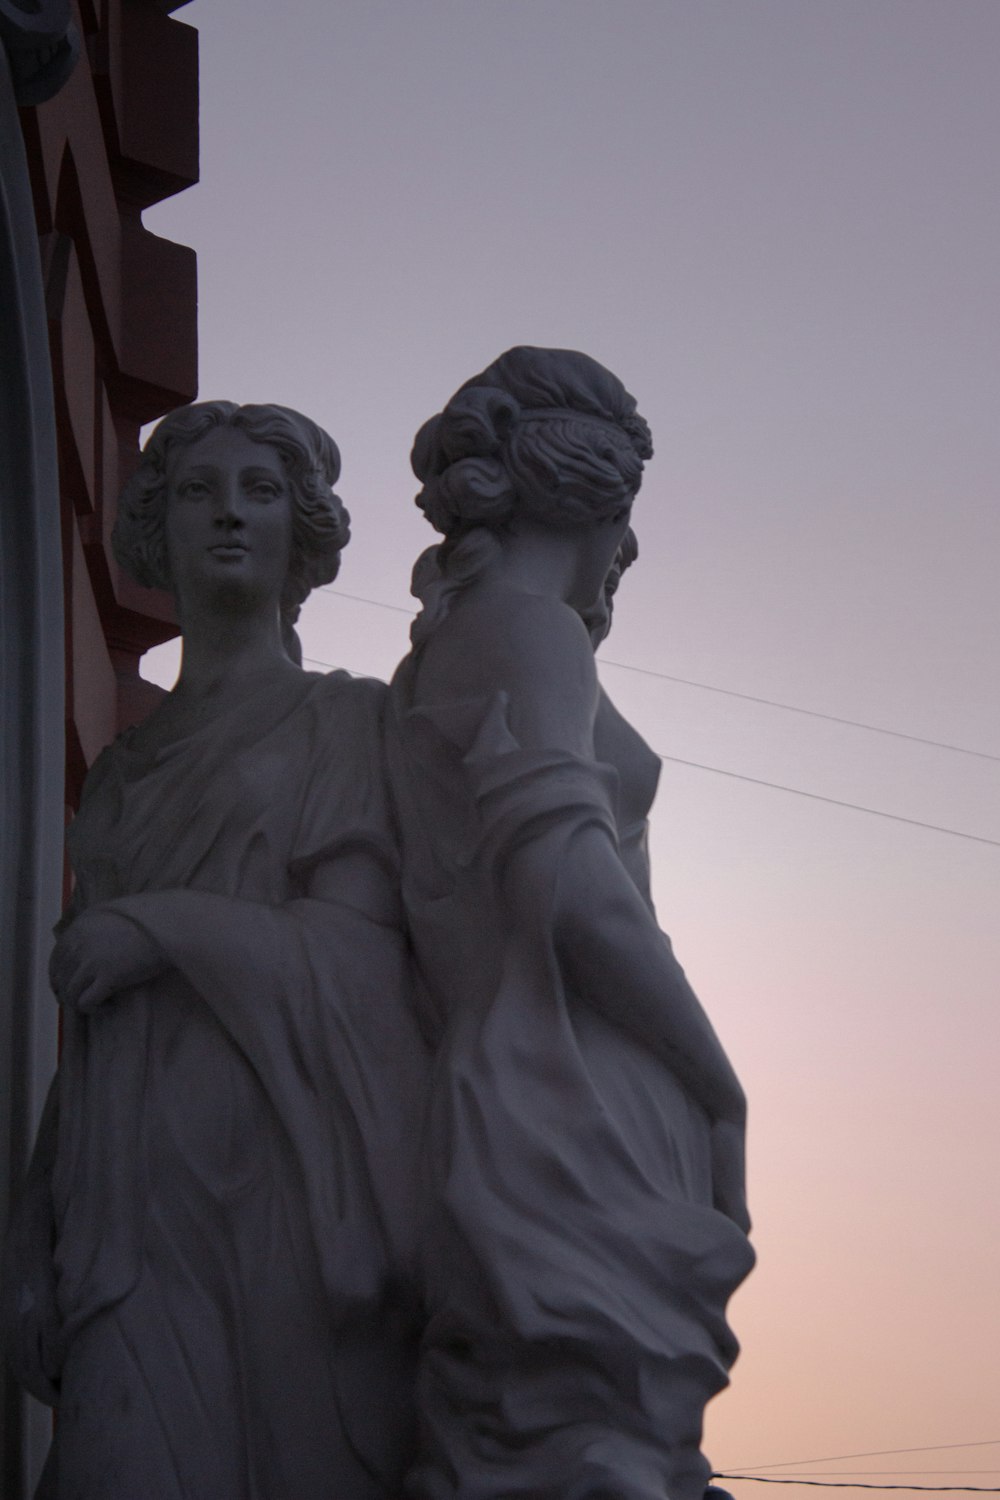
[
  {"left": 12, "top": 671, "right": 427, "bottom": 1500},
  {"left": 386, "top": 624, "right": 754, "bottom": 1500}
]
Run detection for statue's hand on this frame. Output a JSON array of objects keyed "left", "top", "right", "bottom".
[
  {"left": 710, "top": 1117, "right": 751, "bottom": 1234},
  {"left": 49, "top": 907, "right": 165, "bottom": 1011}
]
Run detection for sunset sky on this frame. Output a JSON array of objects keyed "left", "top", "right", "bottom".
[{"left": 142, "top": 1, "right": 1000, "bottom": 1484}]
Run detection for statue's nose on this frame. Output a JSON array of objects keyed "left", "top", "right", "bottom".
[{"left": 212, "top": 480, "right": 244, "bottom": 526}]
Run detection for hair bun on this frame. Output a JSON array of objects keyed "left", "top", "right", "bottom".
[
  {"left": 411, "top": 415, "right": 444, "bottom": 484},
  {"left": 414, "top": 391, "right": 520, "bottom": 534},
  {"left": 439, "top": 386, "right": 521, "bottom": 463},
  {"left": 436, "top": 456, "right": 513, "bottom": 529},
  {"left": 620, "top": 410, "right": 654, "bottom": 461},
  {"left": 412, "top": 347, "right": 652, "bottom": 542}
]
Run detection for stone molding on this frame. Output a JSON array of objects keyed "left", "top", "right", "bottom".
[
  {"left": 17, "top": 0, "right": 199, "bottom": 799},
  {"left": 1, "top": 5, "right": 198, "bottom": 1490}
]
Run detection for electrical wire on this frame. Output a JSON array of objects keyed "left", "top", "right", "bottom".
[
  {"left": 303, "top": 657, "right": 366, "bottom": 676},
  {"left": 298, "top": 654, "right": 999, "bottom": 848},
  {"left": 600, "top": 657, "right": 999, "bottom": 764},
  {"left": 314, "top": 585, "right": 998, "bottom": 763},
  {"left": 317, "top": 585, "right": 415, "bottom": 616},
  {"left": 711, "top": 1479, "right": 1000, "bottom": 1493},
  {"left": 720, "top": 1441, "right": 1000, "bottom": 1471},
  {"left": 654, "top": 752, "right": 1000, "bottom": 848},
  {"left": 713, "top": 1443, "right": 1000, "bottom": 1493}
]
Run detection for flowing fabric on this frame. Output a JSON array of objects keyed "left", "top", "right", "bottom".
[
  {"left": 386, "top": 654, "right": 754, "bottom": 1500},
  {"left": 33, "top": 671, "right": 426, "bottom": 1500}
]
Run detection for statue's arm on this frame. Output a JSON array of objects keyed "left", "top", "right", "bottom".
[
  {"left": 425, "top": 592, "right": 745, "bottom": 1130},
  {"left": 50, "top": 905, "right": 168, "bottom": 1012},
  {"left": 49, "top": 842, "right": 396, "bottom": 1016},
  {"left": 555, "top": 842, "right": 749, "bottom": 1228},
  {"left": 550, "top": 830, "right": 745, "bottom": 1127}
]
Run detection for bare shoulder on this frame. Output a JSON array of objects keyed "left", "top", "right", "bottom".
[
  {"left": 418, "top": 586, "right": 599, "bottom": 754},
  {"left": 309, "top": 667, "right": 387, "bottom": 715}
]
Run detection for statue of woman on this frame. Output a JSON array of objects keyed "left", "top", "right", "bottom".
[
  {"left": 386, "top": 348, "right": 754, "bottom": 1500},
  {"left": 3, "top": 402, "right": 427, "bottom": 1499}
]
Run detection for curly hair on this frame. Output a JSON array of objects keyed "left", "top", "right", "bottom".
[
  {"left": 113, "top": 401, "right": 350, "bottom": 630},
  {"left": 412, "top": 346, "right": 653, "bottom": 547}
]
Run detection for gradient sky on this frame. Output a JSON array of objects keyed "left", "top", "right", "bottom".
[{"left": 141, "top": 1, "right": 1000, "bottom": 1484}]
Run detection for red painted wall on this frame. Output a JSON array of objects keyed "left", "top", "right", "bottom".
[{"left": 19, "top": 0, "right": 198, "bottom": 808}]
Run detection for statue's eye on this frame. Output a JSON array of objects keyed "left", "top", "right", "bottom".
[{"left": 179, "top": 479, "right": 210, "bottom": 499}]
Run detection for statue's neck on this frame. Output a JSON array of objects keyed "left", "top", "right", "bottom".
[
  {"left": 172, "top": 610, "right": 295, "bottom": 704},
  {"left": 487, "top": 523, "right": 580, "bottom": 607}
]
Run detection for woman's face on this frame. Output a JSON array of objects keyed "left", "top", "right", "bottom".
[
  {"left": 164, "top": 425, "right": 293, "bottom": 617},
  {"left": 568, "top": 502, "right": 633, "bottom": 619},
  {"left": 583, "top": 528, "right": 635, "bottom": 650}
]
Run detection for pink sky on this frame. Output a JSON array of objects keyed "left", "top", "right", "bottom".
[{"left": 143, "top": 1, "right": 1000, "bottom": 1485}]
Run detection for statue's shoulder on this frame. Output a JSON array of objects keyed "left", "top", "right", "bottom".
[
  {"left": 305, "top": 666, "right": 388, "bottom": 708},
  {"left": 302, "top": 669, "right": 391, "bottom": 755},
  {"left": 419, "top": 587, "right": 598, "bottom": 751},
  {"left": 431, "top": 586, "right": 593, "bottom": 680}
]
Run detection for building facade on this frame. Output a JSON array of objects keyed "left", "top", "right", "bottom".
[{"left": 0, "top": 2, "right": 197, "bottom": 1489}]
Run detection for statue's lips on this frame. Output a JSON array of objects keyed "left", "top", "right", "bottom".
[{"left": 208, "top": 543, "right": 249, "bottom": 557}]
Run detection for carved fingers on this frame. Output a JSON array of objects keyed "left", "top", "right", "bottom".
[{"left": 49, "top": 907, "right": 164, "bottom": 1011}]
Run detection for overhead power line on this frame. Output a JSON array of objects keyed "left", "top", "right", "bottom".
[
  {"left": 318, "top": 585, "right": 415, "bottom": 616},
  {"left": 299, "top": 654, "right": 999, "bottom": 849},
  {"left": 600, "top": 658, "right": 999, "bottom": 764},
  {"left": 303, "top": 657, "right": 366, "bottom": 676},
  {"left": 315, "top": 586, "right": 998, "bottom": 763},
  {"left": 656, "top": 752, "right": 1000, "bottom": 849},
  {"left": 722, "top": 1440, "right": 1000, "bottom": 1472},
  {"left": 713, "top": 1445, "right": 1000, "bottom": 1493},
  {"left": 711, "top": 1478, "right": 1000, "bottom": 1494}
]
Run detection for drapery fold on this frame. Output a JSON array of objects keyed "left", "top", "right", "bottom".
[
  {"left": 387, "top": 664, "right": 753, "bottom": 1500},
  {"left": 12, "top": 671, "right": 427, "bottom": 1500}
]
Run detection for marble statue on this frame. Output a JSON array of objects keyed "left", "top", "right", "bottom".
[
  {"left": 386, "top": 346, "right": 754, "bottom": 1500},
  {"left": 2, "top": 402, "right": 427, "bottom": 1499}
]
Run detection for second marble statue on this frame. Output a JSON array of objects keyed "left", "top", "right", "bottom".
[{"left": 387, "top": 345, "right": 754, "bottom": 1500}]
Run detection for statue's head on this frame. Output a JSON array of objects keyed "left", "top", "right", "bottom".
[
  {"left": 113, "top": 401, "right": 350, "bottom": 637},
  {"left": 411, "top": 346, "right": 652, "bottom": 547}
]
